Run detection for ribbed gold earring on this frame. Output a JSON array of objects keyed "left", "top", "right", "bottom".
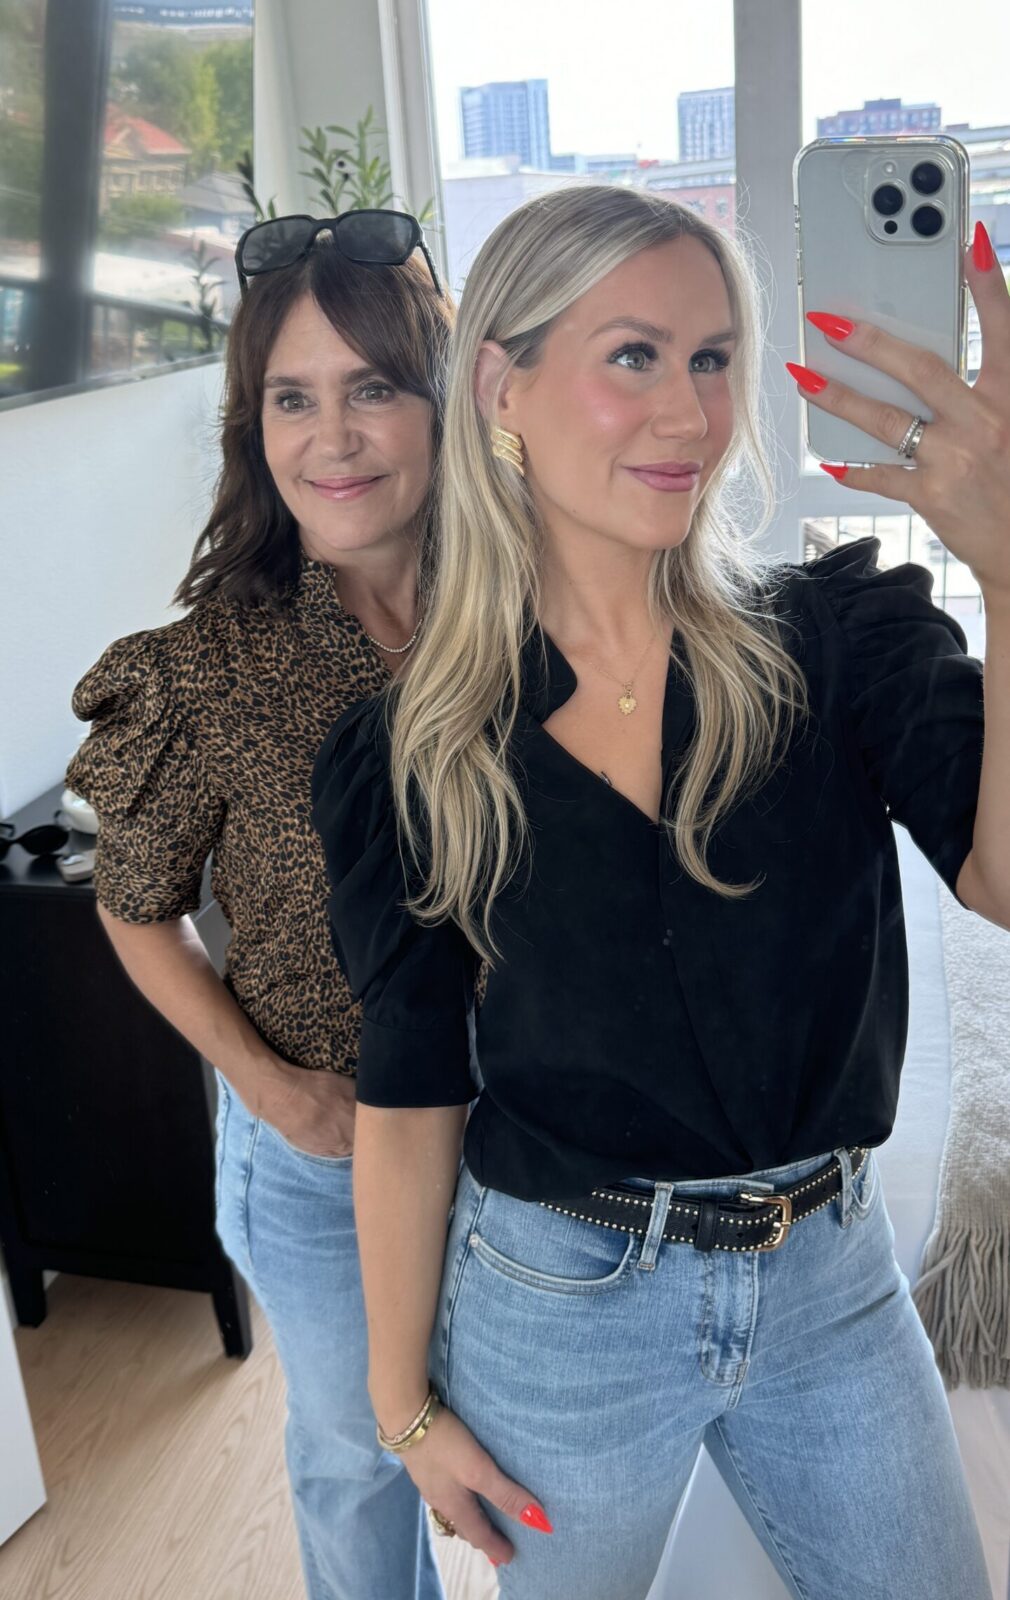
[{"left": 491, "top": 425, "right": 525, "bottom": 478}]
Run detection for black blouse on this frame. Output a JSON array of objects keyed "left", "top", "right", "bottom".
[{"left": 311, "top": 539, "right": 985, "bottom": 1201}]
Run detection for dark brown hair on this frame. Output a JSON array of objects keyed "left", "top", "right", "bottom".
[{"left": 175, "top": 241, "right": 455, "bottom": 610}]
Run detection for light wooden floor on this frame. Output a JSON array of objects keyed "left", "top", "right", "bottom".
[{"left": 0, "top": 1274, "right": 497, "bottom": 1600}]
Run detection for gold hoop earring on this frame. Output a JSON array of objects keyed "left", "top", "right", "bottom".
[{"left": 491, "top": 425, "right": 525, "bottom": 478}]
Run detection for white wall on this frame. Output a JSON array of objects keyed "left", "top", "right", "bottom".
[
  {"left": 0, "top": 361, "right": 224, "bottom": 818},
  {"left": 254, "top": 0, "right": 389, "bottom": 217}
]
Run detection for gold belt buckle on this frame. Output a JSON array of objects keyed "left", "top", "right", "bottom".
[{"left": 737, "top": 1191, "right": 793, "bottom": 1251}]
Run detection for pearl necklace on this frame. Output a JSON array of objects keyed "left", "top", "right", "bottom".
[
  {"left": 361, "top": 617, "right": 423, "bottom": 655},
  {"left": 328, "top": 567, "right": 422, "bottom": 654}
]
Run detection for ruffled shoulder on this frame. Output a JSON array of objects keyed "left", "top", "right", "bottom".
[
  {"left": 67, "top": 628, "right": 184, "bottom": 818},
  {"left": 795, "top": 534, "right": 966, "bottom": 655}
]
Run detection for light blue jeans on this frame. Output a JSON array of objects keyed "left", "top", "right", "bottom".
[
  {"left": 431, "top": 1149, "right": 990, "bottom": 1600},
  {"left": 213, "top": 1074, "right": 445, "bottom": 1600}
]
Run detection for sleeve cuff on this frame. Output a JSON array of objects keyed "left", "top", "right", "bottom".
[{"left": 353, "top": 1014, "right": 478, "bottom": 1108}]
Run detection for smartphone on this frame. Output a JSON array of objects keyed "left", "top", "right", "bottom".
[{"left": 793, "top": 135, "right": 970, "bottom": 466}]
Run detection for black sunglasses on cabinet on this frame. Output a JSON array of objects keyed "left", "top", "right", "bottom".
[
  {"left": 0, "top": 815, "right": 70, "bottom": 862},
  {"left": 235, "top": 209, "right": 444, "bottom": 298}
]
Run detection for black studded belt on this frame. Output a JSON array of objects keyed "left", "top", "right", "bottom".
[{"left": 539, "top": 1147, "right": 870, "bottom": 1254}]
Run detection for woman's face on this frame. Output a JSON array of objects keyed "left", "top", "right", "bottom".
[
  {"left": 494, "top": 235, "right": 736, "bottom": 557},
  {"left": 261, "top": 293, "right": 434, "bottom": 563}
]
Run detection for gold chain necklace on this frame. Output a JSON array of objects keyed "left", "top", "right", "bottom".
[
  {"left": 329, "top": 568, "right": 422, "bottom": 655},
  {"left": 582, "top": 631, "right": 657, "bottom": 716}
]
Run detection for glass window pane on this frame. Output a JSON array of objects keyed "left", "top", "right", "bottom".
[
  {"left": 424, "top": 0, "right": 734, "bottom": 294},
  {"left": 0, "top": 1, "right": 254, "bottom": 404},
  {"left": 799, "top": 0, "right": 1009, "bottom": 475},
  {"left": 801, "top": 514, "right": 985, "bottom": 643}
]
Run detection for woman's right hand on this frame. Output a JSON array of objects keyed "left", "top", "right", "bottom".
[
  {"left": 393, "top": 1402, "right": 552, "bottom": 1568},
  {"left": 246, "top": 1053, "right": 357, "bottom": 1158}
]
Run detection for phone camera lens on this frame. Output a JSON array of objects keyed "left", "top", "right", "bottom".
[
  {"left": 872, "top": 183, "right": 904, "bottom": 217},
  {"left": 911, "top": 161, "right": 944, "bottom": 195},
  {"left": 911, "top": 204, "right": 944, "bottom": 237}
]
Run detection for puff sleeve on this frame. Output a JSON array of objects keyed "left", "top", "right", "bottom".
[
  {"left": 803, "top": 537, "right": 984, "bottom": 898},
  {"left": 67, "top": 631, "right": 224, "bottom": 921},
  {"left": 311, "top": 698, "right": 478, "bottom": 1107}
]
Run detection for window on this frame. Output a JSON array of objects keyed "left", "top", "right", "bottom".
[
  {"left": 799, "top": 0, "right": 1008, "bottom": 628},
  {"left": 0, "top": 0, "right": 255, "bottom": 404},
  {"left": 423, "top": 0, "right": 735, "bottom": 294}
]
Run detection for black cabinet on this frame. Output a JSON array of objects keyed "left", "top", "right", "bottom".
[{"left": 0, "top": 784, "right": 251, "bottom": 1357}]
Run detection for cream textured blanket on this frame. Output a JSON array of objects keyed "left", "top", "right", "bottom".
[{"left": 912, "top": 884, "right": 1010, "bottom": 1389}]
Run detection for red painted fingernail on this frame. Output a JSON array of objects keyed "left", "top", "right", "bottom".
[
  {"left": 521, "top": 1504, "right": 554, "bottom": 1534},
  {"left": 973, "top": 220, "right": 996, "bottom": 272},
  {"left": 489, "top": 1557, "right": 501, "bottom": 1567},
  {"left": 785, "top": 361, "right": 828, "bottom": 394},
  {"left": 806, "top": 311, "right": 855, "bottom": 340},
  {"left": 819, "top": 463, "right": 849, "bottom": 481}
]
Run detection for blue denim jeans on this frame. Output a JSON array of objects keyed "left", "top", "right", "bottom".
[
  {"left": 213, "top": 1074, "right": 445, "bottom": 1600},
  {"left": 431, "top": 1149, "right": 990, "bottom": 1600}
]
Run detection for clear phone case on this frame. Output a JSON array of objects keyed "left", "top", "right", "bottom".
[{"left": 793, "top": 135, "right": 969, "bottom": 466}]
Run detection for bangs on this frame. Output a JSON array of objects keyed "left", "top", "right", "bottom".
[{"left": 304, "top": 242, "right": 443, "bottom": 401}]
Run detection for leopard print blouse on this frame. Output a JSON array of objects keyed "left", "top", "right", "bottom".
[{"left": 67, "top": 557, "right": 389, "bottom": 1075}]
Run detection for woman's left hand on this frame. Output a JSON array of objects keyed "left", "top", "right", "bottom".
[{"left": 790, "top": 220, "right": 1010, "bottom": 602}]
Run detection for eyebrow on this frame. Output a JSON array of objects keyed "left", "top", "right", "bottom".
[
  {"left": 589, "top": 317, "right": 738, "bottom": 345},
  {"left": 263, "top": 367, "right": 387, "bottom": 389}
]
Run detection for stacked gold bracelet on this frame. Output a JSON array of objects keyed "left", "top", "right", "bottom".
[{"left": 376, "top": 1386, "right": 442, "bottom": 1454}]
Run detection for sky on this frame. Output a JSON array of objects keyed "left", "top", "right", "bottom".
[{"left": 425, "top": 0, "right": 1010, "bottom": 166}]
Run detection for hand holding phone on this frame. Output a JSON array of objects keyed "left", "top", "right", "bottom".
[{"left": 793, "top": 135, "right": 969, "bottom": 466}]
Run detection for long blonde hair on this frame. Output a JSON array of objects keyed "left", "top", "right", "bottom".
[{"left": 391, "top": 185, "right": 808, "bottom": 959}]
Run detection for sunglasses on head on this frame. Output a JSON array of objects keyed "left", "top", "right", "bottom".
[
  {"left": 235, "top": 208, "right": 444, "bottom": 298},
  {"left": 0, "top": 814, "right": 70, "bottom": 862}
]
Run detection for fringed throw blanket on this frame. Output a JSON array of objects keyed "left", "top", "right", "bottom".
[{"left": 912, "top": 883, "right": 1010, "bottom": 1389}]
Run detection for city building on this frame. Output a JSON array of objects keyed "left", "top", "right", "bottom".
[
  {"left": 100, "top": 109, "right": 189, "bottom": 209},
  {"left": 678, "top": 86, "right": 734, "bottom": 162},
  {"left": 816, "top": 98, "right": 942, "bottom": 137},
  {"left": 441, "top": 156, "right": 597, "bottom": 292},
  {"left": 945, "top": 121, "right": 1010, "bottom": 264},
  {"left": 548, "top": 152, "right": 638, "bottom": 174},
  {"left": 638, "top": 152, "right": 737, "bottom": 234},
  {"left": 458, "top": 79, "right": 551, "bottom": 170}
]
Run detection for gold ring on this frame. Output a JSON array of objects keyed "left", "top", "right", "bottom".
[{"left": 429, "top": 1507, "right": 457, "bottom": 1538}]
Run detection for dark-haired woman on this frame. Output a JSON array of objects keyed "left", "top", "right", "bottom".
[{"left": 66, "top": 217, "right": 453, "bottom": 1600}]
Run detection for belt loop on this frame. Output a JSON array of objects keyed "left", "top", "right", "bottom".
[
  {"left": 637, "top": 1182, "right": 673, "bottom": 1272},
  {"left": 835, "top": 1146, "right": 854, "bottom": 1229}
]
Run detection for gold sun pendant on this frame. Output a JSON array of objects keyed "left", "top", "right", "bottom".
[{"left": 618, "top": 689, "right": 637, "bottom": 715}]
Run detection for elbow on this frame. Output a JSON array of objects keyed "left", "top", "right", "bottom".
[{"left": 954, "top": 850, "right": 1010, "bottom": 930}]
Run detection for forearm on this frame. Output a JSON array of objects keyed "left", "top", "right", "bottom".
[
  {"left": 959, "top": 591, "right": 1010, "bottom": 926},
  {"left": 97, "top": 906, "right": 278, "bottom": 1095},
  {"left": 353, "top": 1101, "right": 467, "bottom": 1433}
]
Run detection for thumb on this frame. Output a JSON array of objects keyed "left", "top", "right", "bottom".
[{"left": 479, "top": 1462, "right": 554, "bottom": 1535}]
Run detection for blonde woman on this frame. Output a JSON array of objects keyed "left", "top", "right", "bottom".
[{"left": 312, "top": 187, "right": 1009, "bottom": 1599}]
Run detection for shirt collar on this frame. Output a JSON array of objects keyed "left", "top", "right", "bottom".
[
  {"left": 519, "top": 625, "right": 578, "bottom": 722},
  {"left": 519, "top": 620, "right": 696, "bottom": 756}
]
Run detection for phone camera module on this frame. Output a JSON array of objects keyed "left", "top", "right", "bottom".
[
  {"left": 911, "top": 204, "right": 944, "bottom": 237},
  {"left": 872, "top": 183, "right": 904, "bottom": 217},
  {"left": 910, "top": 161, "right": 944, "bottom": 196}
]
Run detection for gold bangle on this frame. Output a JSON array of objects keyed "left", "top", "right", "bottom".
[{"left": 376, "top": 1387, "right": 441, "bottom": 1453}]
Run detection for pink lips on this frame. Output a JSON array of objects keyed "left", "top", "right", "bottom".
[
  {"left": 309, "top": 475, "right": 384, "bottom": 501},
  {"left": 625, "top": 460, "right": 702, "bottom": 493}
]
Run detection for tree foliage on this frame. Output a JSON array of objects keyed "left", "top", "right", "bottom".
[
  {"left": 98, "top": 191, "right": 183, "bottom": 244},
  {"left": 110, "top": 31, "right": 252, "bottom": 178}
]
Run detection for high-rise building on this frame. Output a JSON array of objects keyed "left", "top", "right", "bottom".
[
  {"left": 816, "top": 99, "right": 942, "bottom": 138},
  {"left": 458, "top": 79, "right": 551, "bottom": 170},
  {"left": 678, "top": 87, "right": 734, "bottom": 162}
]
